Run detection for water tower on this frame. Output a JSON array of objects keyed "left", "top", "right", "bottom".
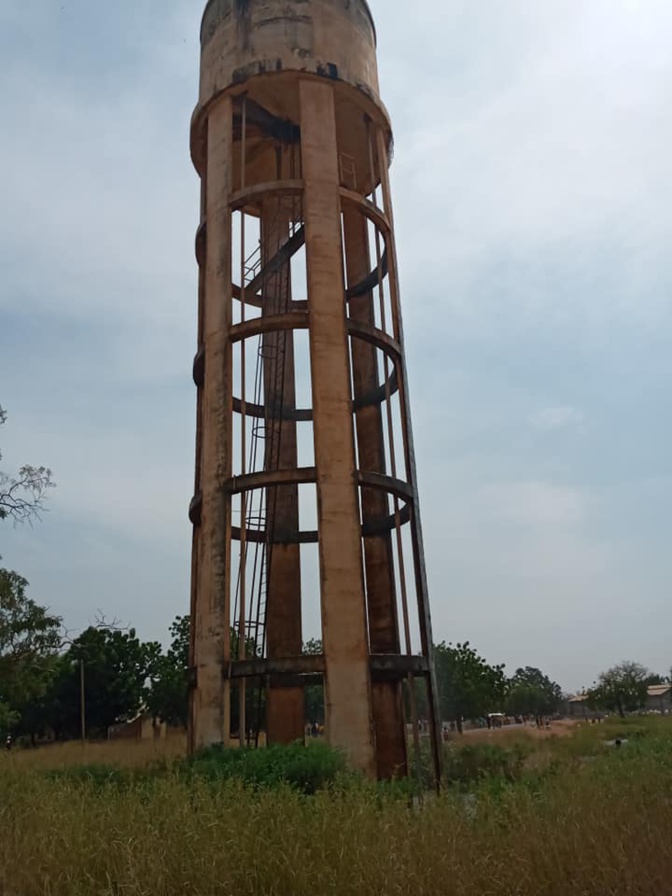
[{"left": 188, "top": 0, "right": 441, "bottom": 782}]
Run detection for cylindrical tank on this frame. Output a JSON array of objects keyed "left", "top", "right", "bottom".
[{"left": 189, "top": 0, "right": 441, "bottom": 784}]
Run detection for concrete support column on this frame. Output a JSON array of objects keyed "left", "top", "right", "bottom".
[
  {"left": 343, "top": 205, "right": 407, "bottom": 779},
  {"left": 300, "top": 78, "right": 375, "bottom": 776},
  {"left": 188, "top": 178, "right": 208, "bottom": 754},
  {"left": 261, "top": 197, "right": 304, "bottom": 744},
  {"left": 191, "top": 96, "right": 234, "bottom": 750}
]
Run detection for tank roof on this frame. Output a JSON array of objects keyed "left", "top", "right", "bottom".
[{"left": 201, "top": 0, "right": 377, "bottom": 47}]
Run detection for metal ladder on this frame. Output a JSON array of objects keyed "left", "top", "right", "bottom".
[{"left": 235, "top": 192, "right": 303, "bottom": 667}]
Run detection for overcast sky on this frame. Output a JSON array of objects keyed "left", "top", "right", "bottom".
[{"left": 1, "top": 0, "right": 670, "bottom": 693}]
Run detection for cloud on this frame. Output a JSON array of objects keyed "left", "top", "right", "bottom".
[
  {"left": 0, "top": 4, "right": 199, "bottom": 380},
  {"left": 476, "top": 480, "right": 587, "bottom": 528},
  {"left": 530, "top": 407, "right": 584, "bottom": 432},
  {"left": 384, "top": 0, "right": 672, "bottom": 336}
]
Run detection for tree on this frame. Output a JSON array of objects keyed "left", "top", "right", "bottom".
[
  {"left": 589, "top": 661, "right": 650, "bottom": 718},
  {"left": 146, "top": 616, "right": 190, "bottom": 728},
  {"left": 303, "top": 638, "right": 324, "bottom": 725},
  {"left": 0, "top": 406, "right": 54, "bottom": 524},
  {"left": 146, "top": 617, "right": 269, "bottom": 736},
  {"left": 433, "top": 642, "right": 507, "bottom": 731},
  {"left": 505, "top": 666, "right": 563, "bottom": 718},
  {"left": 0, "top": 701, "right": 19, "bottom": 736},
  {"left": 55, "top": 626, "right": 162, "bottom": 738},
  {"left": 303, "top": 638, "right": 323, "bottom": 656},
  {"left": 13, "top": 654, "right": 66, "bottom": 744},
  {"left": 644, "top": 673, "right": 666, "bottom": 686},
  {"left": 0, "top": 566, "right": 62, "bottom": 730}
]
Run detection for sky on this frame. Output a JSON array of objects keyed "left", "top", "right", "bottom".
[{"left": 1, "top": 0, "right": 671, "bottom": 694}]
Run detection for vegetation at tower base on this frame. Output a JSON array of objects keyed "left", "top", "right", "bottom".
[
  {"left": 2, "top": 718, "right": 672, "bottom": 895},
  {"left": 185, "top": 741, "right": 349, "bottom": 794},
  {"left": 43, "top": 742, "right": 351, "bottom": 796}
]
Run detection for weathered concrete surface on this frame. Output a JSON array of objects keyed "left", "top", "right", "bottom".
[
  {"left": 190, "top": 0, "right": 392, "bottom": 191},
  {"left": 261, "top": 197, "right": 304, "bottom": 744},
  {"left": 191, "top": 96, "right": 234, "bottom": 751},
  {"left": 344, "top": 204, "right": 407, "bottom": 780},
  {"left": 188, "top": 179, "right": 207, "bottom": 755},
  {"left": 199, "top": 0, "right": 378, "bottom": 104},
  {"left": 301, "top": 78, "right": 375, "bottom": 777}
]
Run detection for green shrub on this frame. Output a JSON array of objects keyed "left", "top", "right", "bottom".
[
  {"left": 186, "top": 741, "right": 349, "bottom": 794},
  {"left": 443, "top": 742, "right": 531, "bottom": 786},
  {"left": 41, "top": 743, "right": 349, "bottom": 796}
]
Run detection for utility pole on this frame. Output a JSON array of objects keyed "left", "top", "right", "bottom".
[{"left": 80, "top": 658, "right": 86, "bottom": 745}]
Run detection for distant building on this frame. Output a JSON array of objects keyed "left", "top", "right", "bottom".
[
  {"left": 645, "top": 684, "right": 672, "bottom": 713},
  {"left": 566, "top": 695, "right": 592, "bottom": 719},
  {"left": 108, "top": 713, "right": 166, "bottom": 741},
  {"left": 565, "top": 685, "right": 671, "bottom": 718}
]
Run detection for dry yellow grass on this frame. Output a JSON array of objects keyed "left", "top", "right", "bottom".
[
  {"left": 6, "top": 735, "right": 187, "bottom": 771},
  {"left": 461, "top": 719, "right": 577, "bottom": 744},
  {"left": 0, "top": 724, "right": 670, "bottom": 895}
]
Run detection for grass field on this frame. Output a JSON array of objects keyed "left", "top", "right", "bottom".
[{"left": 1, "top": 718, "right": 671, "bottom": 895}]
